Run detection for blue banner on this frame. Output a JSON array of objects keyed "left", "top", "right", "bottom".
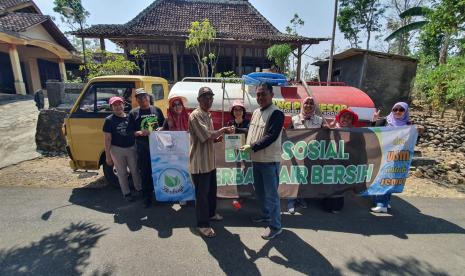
[{"left": 149, "top": 132, "right": 195, "bottom": 202}]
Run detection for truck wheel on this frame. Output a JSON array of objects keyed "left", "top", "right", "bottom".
[{"left": 102, "top": 162, "right": 120, "bottom": 188}]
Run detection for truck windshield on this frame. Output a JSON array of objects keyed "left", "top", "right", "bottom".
[{"left": 77, "top": 82, "right": 135, "bottom": 113}]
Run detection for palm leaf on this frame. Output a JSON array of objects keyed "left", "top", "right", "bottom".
[
  {"left": 385, "top": 21, "right": 429, "bottom": 41},
  {"left": 399, "top": 6, "right": 432, "bottom": 18}
]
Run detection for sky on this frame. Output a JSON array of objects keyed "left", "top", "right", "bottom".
[{"left": 33, "top": 0, "right": 389, "bottom": 73}]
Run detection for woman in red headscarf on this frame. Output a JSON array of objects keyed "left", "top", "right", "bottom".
[
  {"left": 162, "top": 96, "right": 189, "bottom": 206},
  {"left": 323, "top": 108, "right": 360, "bottom": 213},
  {"left": 163, "top": 96, "right": 189, "bottom": 131}
]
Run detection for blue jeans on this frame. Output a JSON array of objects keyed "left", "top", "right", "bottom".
[
  {"left": 373, "top": 194, "right": 391, "bottom": 207},
  {"left": 252, "top": 162, "right": 281, "bottom": 230},
  {"left": 287, "top": 199, "right": 296, "bottom": 210}
]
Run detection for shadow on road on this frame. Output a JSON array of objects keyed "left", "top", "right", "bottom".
[
  {"left": 344, "top": 256, "right": 449, "bottom": 276},
  {"left": 64, "top": 186, "right": 465, "bottom": 241},
  {"left": 199, "top": 225, "right": 341, "bottom": 276},
  {"left": 0, "top": 222, "right": 109, "bottom": 276}
]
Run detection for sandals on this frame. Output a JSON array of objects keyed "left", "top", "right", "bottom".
[
  {"left": 210, "top": 213, "right": 224, "bottom": 221},
  {"left": 198, "top": 227, "right": 216, "bottom": 238}
]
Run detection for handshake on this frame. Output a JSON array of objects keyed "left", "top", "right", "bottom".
[{"left": 219, "top": 126, "right": 235, "bottom": 135}]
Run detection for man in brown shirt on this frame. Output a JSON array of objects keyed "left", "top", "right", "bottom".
[{"left": 189, "top": 87, "right": 233, "bottom": 238}]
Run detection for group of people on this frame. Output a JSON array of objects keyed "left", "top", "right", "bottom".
[{"left": 103, "top": 82, "right": 417, "bottom": 240}]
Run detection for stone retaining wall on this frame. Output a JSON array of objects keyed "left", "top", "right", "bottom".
[{"left": 35, "top": 109, "right": 67, "bottom": 154}]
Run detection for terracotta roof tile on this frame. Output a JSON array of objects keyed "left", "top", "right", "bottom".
[
  {"left": 0, "top": 0, "right": 30, "bottom": 11},
  {"left": 76, "top": 0, "right": 328, "bottom": 44},
  {"left": 0, "top": 12, "right": 47, "bottom": 32}
]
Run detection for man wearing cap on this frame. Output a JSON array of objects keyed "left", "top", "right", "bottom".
[
  {"left": 240, "top": 82, "right": 285, "bottom": 240},
  {"left": 189, "top": 87, "right": 233, "bottom": 238},
  {"left": 103, "top": 96, "right": 143, "bottom": 201},
  {"left": 128, "top": 88, "right": 165, "bottom": 208}
]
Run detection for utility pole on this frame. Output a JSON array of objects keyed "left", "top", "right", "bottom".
[{"left": 327, "top": 0, "right": 338, "bottom": 85}]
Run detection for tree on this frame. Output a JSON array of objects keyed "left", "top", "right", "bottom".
[
  {"left": 185, "top": 19, "right": 218, "bottom": 78},
  {"left": 53, "top": 0, "right": 90, "bottom": 78},
  {"left": 266, "top": 44, "right": 293, "bottom": 74},
  {"left": 129, "top": 48, "right": 147, "bottom": 76},
  {"left": 423, "top": 0, "right": 465, "bottom": 64},
  {"left": 414, "top": 55, "right": 465, "bottom": 119},
  {"left": 82, "top": 50, "right": 138, "bottom": 79},
  {"left": 53, "top": 0, "right": 89, "bottom": 31},
  {"left": 285, "top": 13, "right": 305, "bottom": 79},
  {"left": 337, "top": 0, "right": 384, "bottom": 49},
  {"left": 384, "top": 0, "right": 426, "bottom": 55}
]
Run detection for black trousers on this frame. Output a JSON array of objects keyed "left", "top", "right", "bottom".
[
  {"left": 191, "top": 170, "right": 217, "bottom": 227},
  {"left": 136, "top": 141, "right": 154, "bottom": 201}
]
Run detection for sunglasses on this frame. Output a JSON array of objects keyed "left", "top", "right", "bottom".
[
  {"left": 392, "top": 108, "right": 405, "bottom": 112},
  {"left": 172, "top": 102, "right": 182, "bottom": 107}
]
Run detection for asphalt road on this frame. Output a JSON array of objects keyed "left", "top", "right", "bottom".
[{"left": 0, "top": 186, "right": 464, "bottom": 276}]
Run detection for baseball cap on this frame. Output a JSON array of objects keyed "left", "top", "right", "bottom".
[
  {"left": 198, "top": 87, "right": 215, "bottom": 97},
  {"left": 109, "top": 96, "right": 124, "bottom": 105},
  {"left": 135, "top": 88, "right": 148, "bottom": 96}
]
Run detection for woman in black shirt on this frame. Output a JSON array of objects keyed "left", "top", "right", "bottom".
[{"left": 227, "top": 100, "right": 250, "bottom": 136}]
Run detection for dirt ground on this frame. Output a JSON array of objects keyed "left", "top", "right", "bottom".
[
  {"left": 0, "top": 156, "right": 106, "bottom": 189},
  {"left": 1, "top": 156, "right": 464, "bottom": 199}
]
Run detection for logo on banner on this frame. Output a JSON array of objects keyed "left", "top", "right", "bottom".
[{"left": 158, "top": 168, "right": 185, "bottom": 194}]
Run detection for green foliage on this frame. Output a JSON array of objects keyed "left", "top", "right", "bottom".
[
  {"left": 285, "top": 13, "right": 305, "bottom": 35},
  {"left": 80, "top": 50, "right": 138, "bottom": 79},
  {"left": 185, "top": 19, "right": 218, "bottom": 78},
  {"left": 414, "top": 55, "right": 465, "bottom": 119},
  {"left": 53, "top": 0, "right": 89, "bottom": 29},
  {"left": 214, "top": 71, "right": 238, "bottom": 78},
  {"left": 266, "top": 44, "right": 292, "bottom": 74},
  {"left": 129, "top": 48, "right": 147, "bottom": 75},
  {"left": 385, "top": 20, "right": 429, "bottom": 42},
  {"left": 337, "top": 0, "right": 384, "bottom": 49}
]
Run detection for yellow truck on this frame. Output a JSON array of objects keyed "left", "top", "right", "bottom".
[{"left": 63, "top": 75, "right": 169, "bottom": 185}]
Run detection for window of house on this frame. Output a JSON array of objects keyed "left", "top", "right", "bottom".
[
  {"left": 77, "top": 82, "right": 135, "bottom": 113},
  {"left": 151, "top": 84, "right": 164, "bottom": 101}
]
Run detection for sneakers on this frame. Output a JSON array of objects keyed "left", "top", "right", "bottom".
[
  {"left": 252, "top": 216, "right": 271, "bottom": 223},
  {"left": 371, "top": 206, "right": 388, "bottom": 213},
  {"left": 288, "top": 207, "right": 296, "bottom": 215},
  {"left": 261, "top": 227, "right": 283, "bottom": 240}
]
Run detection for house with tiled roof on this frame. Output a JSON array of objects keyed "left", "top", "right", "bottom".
[
  {"left": 75, "top": 0, "right": 328, "bottom": 82},
  {"left": 0, "top": 0, "right": 76, "bottom": 94}
]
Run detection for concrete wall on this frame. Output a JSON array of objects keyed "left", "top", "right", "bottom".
[
  {"left": 22, "top": 25, "right": 59, "bottom": 44},
  {"left": 363, "top": 55, "right": 417, "bottom": 115},
  {"left": 318, "top": 54, "right": 364, "bottom": 87}
]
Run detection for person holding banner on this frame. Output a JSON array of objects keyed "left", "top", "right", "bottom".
[
  {"left": 323, "top": 108, "right": 360, "bottom": 213},
  {"left": 103, "top": 96, "right": 143, "bottom": 202},
  {"left": 287, "top": 96, "right": 324, "bottom": 214},
  {"left": 128, "top": 88, "right": 165, "bottom": 208},
  {"left": 163, "top": 96, "right": 189, "bottom": 131},
  {"left": 240, "top": 82, "right": 285, "bottom": 240},
  {"left": 227, "top": 100, "right": 250, "bottom": 210},
  {"left": 162, "top": 96, "right": 190, "bottom": 206},
  {"left": 189, "top": 87, "right": 234, "bottom": 238},
  {"left": 370, "top": 102, "right": 420, "bottom": 213}
]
